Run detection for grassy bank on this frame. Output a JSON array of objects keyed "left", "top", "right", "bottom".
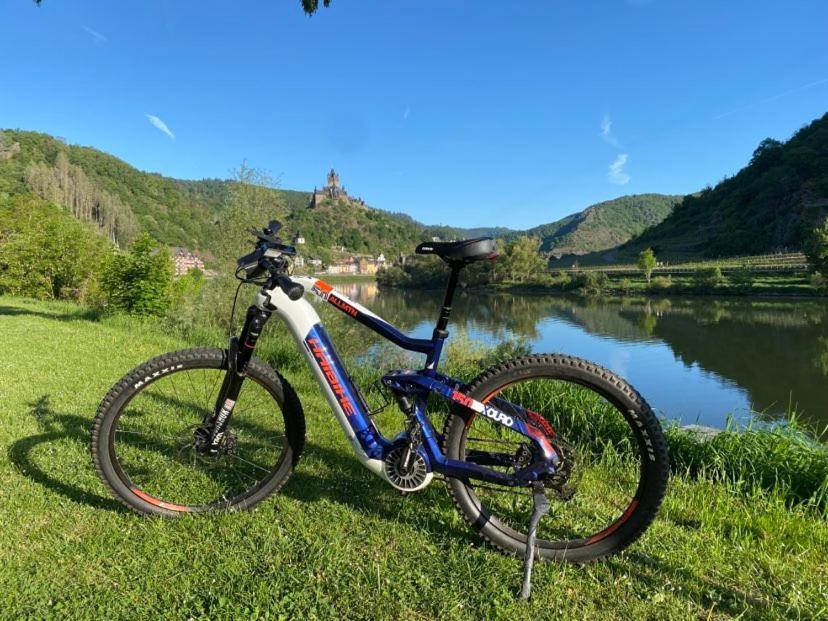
[{"left": 0, "top": 296, "right": 826, "bottom": 619}]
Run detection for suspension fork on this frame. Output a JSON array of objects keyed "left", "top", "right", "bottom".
[{"left": 197, "top": 304, "right": 272, "bottom": 454}]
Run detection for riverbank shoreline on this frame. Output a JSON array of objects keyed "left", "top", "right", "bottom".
[{"left": 379, "top": 280, "right": 827, "bottom": 299}]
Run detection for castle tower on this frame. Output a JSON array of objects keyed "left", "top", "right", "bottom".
[{"left": 327, "top": 169, "right": 340, "bottom": 189}]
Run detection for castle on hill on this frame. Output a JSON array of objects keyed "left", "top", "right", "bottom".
[{"left": 308, "top": 169, "right": 367, "bottom": 209}]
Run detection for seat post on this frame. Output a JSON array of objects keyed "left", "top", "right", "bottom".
[{"left": 434, "top": 264, "right": 462, "bottom": 338}]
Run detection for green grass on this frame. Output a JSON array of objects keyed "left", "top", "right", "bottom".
[{"left": 1, "top": 296, "right": 826, "bottom": 619}]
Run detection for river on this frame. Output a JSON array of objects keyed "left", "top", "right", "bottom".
[{"left": 332, "top": 281, "right": 828, "bottom": 430}]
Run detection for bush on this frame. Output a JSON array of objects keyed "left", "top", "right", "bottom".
[
  {"left": 618, "top": 278, "right": 632, "bottom": 295},
  {"left": 549, "top": 270, "right": 572, "bottom": 289},
  {"left": 804, "top": 219, "right": 828, "bottom": 276},
  {"left": 810, "top": 272, "right": 827, "bottom": 293},
  {"left": 729, "top": 264, "right": 755, "bottom": 288},
  {"left": 649, "top": 275, "right": 673, "bottom": 291},
  {"left": 575, "top": 271, "right": 608, "bottom": 295},
  {"left": 0, "top": 195, "right": 109, "bottom": 301},
  {"left": 693, "top": 265, "right": 724, "bottom": 289},
  {"left": 100, "top": 233, "right": 174, "bottom": 316}
]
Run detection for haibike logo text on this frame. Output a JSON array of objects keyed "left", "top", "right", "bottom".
[
  {"left": 133, "top": 364, "right": 183, "bottom": 389},
  {"left": 306, "top": 337, "right": 356, "bottom": 416},
  {"left": 329, "top": 295, "right": 358, "bottom": 317}
]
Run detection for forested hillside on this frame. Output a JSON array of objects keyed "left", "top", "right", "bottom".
[
  {"left": 525, "top": 194, "right": 681, "bottom": 257},
  {"left": 10, "top": 116, "right": 823, "bottom": 269},
  {"left": 617, "top": 113, "right": 828, "bottom": 260},
  {"left": 0, "top": 131, "right": 223, "bottom": 249},
  {"left": 0, "top": 130, "right": 430, "bottom": 262}
]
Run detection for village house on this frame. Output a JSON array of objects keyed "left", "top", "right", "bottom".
[{"left": 170, "top": 247, "right": 206, "bottom": 277}]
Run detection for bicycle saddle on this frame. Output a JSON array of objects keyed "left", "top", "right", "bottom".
[{"left": 414, "top": 237, "right": 498, "bottom": 265}]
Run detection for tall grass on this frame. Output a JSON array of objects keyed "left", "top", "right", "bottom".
[{"left": 667, "top": 416, "right": 828, "bottom": 512}]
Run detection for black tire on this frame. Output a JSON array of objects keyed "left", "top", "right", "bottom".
[
  {"left": 91, "top": 348, "right": 305, "bottom": 516},
  {"left": 443, "top": 354, "right": 669, "bottom": 563}
]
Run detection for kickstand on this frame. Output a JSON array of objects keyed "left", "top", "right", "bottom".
[{"left": 519, "top": 482, "right": 550, "bottom": 601}]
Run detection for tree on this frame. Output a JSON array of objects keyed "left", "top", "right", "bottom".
[
  {"left": 214, "top": 162, "right": 286, "bottom": 269},
  {"left": 301, "top": 0, "right": 332, "bottom": 14},
  {"left": 749, "top": 137, "right": 783, "bottom": 167},
  {"left": 101, "top": 233, "right": 174, "bottom": 316},
  {"left": 0, "top": 195, "right": 109, "bottom": 300},
  {"left": 693, "top": 266, "right": 724, "bottom": 289},
  {"left": 638, "top": 248, "right": 657, "bottom": 283},
  {"left": 804, "top": 219, "right": 828, "bottom": 276},
  {"left": 37, "top": 0, "right": 333, "bottom": 15},
  {"left": 500, "top": 236, "right": 546, "bottom": 283}
]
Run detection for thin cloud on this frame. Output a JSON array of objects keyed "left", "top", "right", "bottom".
[
  {"left": 82, "top": 25, "right": 107, "bottom": 46},
  {"left": 608, "top": 153, "right": 630, "bottom": 185},
  {"left": 402, "top": 106, "right": 411, "bottom": 121},
  {"left": 144, "top": 114, "right": 175, "bottom": 140},
  {"left": 714, "top": 77, "right": 828, "bottom": 120},
  {"left": 600, "top": 114, "right": 622, "bottom": 148}
]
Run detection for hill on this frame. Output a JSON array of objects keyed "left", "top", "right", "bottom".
[
  {"left": 524, "top": 194, "right": 681, "bottom": 258},
  {"left": 613, "top": 113, "right": 828, "bottom": 261},
  {"left": 0, "top": 130, "right": 688, "bottom": 264},
  {"left": 0, "top": 130, "right": 431, "bottom": 263}
]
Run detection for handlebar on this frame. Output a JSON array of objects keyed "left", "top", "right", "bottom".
[
  {"left": 236, "top": 226, "right": 305, "bottom": 301},
  {"left": 276, "top": 275, "right": 304, "bottom": 301}
]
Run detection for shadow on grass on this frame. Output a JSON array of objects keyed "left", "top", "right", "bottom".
[
  {"left": 0, "top": 304, "right": 101, "bottom": 322},
  {"left": 10, "top": 399, "right": 784, "bottom": 613},
  {"left": 8, "top": 396, "right": 126, "bottom": 512},
  {"left": 281, "top": 442, "right": 477, "bottom": 544},
  {"left": 8, "top": 395, "right": 475, "bottom": 546}
]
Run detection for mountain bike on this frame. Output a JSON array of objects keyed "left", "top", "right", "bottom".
[{"left": 91, "top": 220, "right": 669, "bottom": 597}]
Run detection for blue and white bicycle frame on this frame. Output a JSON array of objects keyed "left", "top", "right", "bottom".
[{"left": 257, "top": 276, "right": 559, "bottom": 492}]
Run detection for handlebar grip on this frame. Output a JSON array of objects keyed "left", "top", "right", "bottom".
[{"left": 277, "top": 275, "right": 304, "bottom": 301}]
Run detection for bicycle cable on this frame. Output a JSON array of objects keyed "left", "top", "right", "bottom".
[{"left": 227, "top": 279, "right": 246, "bottom": 338}]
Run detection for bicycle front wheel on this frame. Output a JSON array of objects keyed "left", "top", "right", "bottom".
[
  {"left": 443, "top": 354, "right": 669, "bottom": 563},
  {"left": 91, "top": 348, "right": 305, "bottom": 516}
]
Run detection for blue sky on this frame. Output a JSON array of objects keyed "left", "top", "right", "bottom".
[{"left": 1, "top": 1, "right": 827, "bottom": 229}]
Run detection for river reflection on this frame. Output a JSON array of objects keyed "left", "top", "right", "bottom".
[{"left": 341, "top": 283, "right": 828, "bottom": 429}]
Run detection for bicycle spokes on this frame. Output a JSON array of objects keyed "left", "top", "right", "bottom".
[{"left": 113, "top": 367, "right": 287, "bottom": 509}]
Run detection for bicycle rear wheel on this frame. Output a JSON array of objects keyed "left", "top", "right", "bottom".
[
  {"left": 443, "top": 354, "right": 669, "bottom": 563},
  {"left": 91, "top": 348, "right": 305, "bottom": 516}
]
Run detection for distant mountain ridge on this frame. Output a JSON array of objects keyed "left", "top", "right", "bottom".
[
  {"left": 0, "top": 128, "right": 681, "bottom": 261},
  {"left": 524, "top": 194, "right": 681, "bottom": 258}
]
